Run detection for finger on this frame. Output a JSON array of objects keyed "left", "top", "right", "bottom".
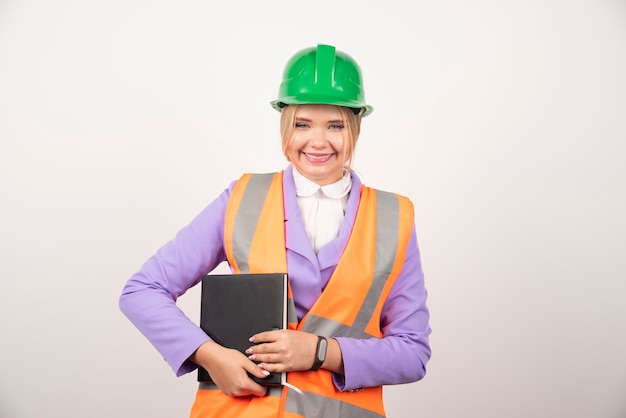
[
  {"left": 245, "top": 360, "right": 272, "bottom": 381},
  {"left": 249, "top": 329, "right": 282, "bottom": 344},
  {"left": 244, "top": 381, "right": 268, "bottom": 398},
  {"left": 246, "top": 342, "right": 275, "bottom": 356},
  {"left": 257, "top": 362, "right": 287, "bottom": 373},
  {"left": 231, "top": 379, "right": 267, "bottom": 398},
  {"left": 248, "top": 351, "right": 276, "bottom": 363}
]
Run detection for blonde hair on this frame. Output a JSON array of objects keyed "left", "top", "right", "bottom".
[{"left": 280, "top": 105, "right": 362, "bottom": 171}]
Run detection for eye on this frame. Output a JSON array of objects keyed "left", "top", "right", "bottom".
[
  {"left": 295, "top": 122, "right": 309, "bottom": 129},
  {"left": 329, "top": 124, "right": 344, "bottom": 130}
]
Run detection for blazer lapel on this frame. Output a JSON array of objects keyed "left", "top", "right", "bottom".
[
  {"left": 283, "top": 165, "right": 319, "bottom": 267},
  {"left": 283, "top": 165, "right": 363, "bottom": 273},
  {"left": 316, "top": 172, "right": 362, "bottom": 271}
]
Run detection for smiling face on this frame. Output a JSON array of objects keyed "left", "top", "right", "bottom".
[{"left": 283, "top": 104, "right": 357, "bottom": 185}]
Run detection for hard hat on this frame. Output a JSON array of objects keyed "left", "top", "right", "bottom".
[{"left": 270, "top": 44, "right": 374, "bottom": 117}]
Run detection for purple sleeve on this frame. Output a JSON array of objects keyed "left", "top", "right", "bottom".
[
  {"left": 119, "top": 186, "right": 232, "bottom": 376},
  {"left": 333, "top": 229, "right": 431, "bottom": 390}
]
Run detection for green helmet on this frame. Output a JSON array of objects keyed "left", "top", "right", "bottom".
[{"left": 270, "top": 44, "right": 373, "bottom": 117}]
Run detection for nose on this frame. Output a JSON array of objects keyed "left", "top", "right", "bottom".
[{"left": 309, "top": 127, "right": 328, "bottom": 147}]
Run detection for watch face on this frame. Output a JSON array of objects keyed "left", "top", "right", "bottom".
[{"left": 318, "top": 338, "right": 328, "bottom": 360}]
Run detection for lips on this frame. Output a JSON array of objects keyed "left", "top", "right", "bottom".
[{"left": 303, "top": 152, "right": 334, "bottom": 162}]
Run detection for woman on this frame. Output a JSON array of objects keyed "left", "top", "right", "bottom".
[{"left": 120, "top": 43, "right": 431, "bottom": 418}]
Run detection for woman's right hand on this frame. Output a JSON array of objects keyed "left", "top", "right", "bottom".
[{"left": 190, "top": 340, "right": 269, "bottom": 397}]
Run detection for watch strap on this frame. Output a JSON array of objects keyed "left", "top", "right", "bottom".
[{"left": 310, "top": 336, "right": 328, "bottom": 371}]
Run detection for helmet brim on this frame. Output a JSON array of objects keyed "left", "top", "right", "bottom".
[{"left": 270, "top": 99, "right": 373, "bottom": 117}]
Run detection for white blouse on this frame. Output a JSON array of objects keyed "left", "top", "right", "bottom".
[{"left": 292, "top": 168, "right": 352, "bottom": 253}]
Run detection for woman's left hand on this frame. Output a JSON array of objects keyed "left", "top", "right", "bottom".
[{"left": 246, "top": 330, "right": 318, "bottom": 373}]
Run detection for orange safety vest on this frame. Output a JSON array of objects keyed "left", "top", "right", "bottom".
[{"left": 190, "top": 172, "right": 414, "bottom": 418}]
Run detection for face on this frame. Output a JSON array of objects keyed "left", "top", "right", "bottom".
[{"left": 285, "top": 104, "right": 350, "bottom": 186}]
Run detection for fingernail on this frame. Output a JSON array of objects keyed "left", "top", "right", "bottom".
[
  {"left": 262, "top": 370, "right": 270, "bottom": 376},
  {"left": 249, "top": 336, "right": 255, "bottom": 342},
  {"left": 245, "top": 348, "right": 253, "bottom": 354},
  {"left": 248, "top": 355, "right": 256, "bottom": 361}
]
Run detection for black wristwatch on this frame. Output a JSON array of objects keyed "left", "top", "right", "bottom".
[{"left": 310, "top": 336, "right": 328, "bottom": 371}]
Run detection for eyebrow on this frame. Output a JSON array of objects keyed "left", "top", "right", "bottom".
[{"left": 295, "top": 117, "right": 344, "bottom": 124}]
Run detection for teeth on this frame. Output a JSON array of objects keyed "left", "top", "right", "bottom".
[{"left": 304, "top": 153, "right": 331, "bottom": 161}]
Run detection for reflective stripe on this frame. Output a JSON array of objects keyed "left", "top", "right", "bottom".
[
  {"left": 197, "top": 382, "right": 283, "bottom": 398},
  {"left": 287, "top": 296, "right": 297, "bottom": 325},
  {"left": 301, "top": 314, "right": 372, "bottom": 339},
  {"left": 231, "top": 173, "right": 276, "bottom": 273},
  {"left": 285, "top": 388, "right": 384, "bottom": 418},
  {"left": 353, "top": 190, "right": 399, "bottom": 333},
  {"left": 228, "top": 172, "right": 298, "bottom": 328},
  {"left": 300, "top": 190, "right": 400, "bottom": 339},
  {"left": 285, "top": 188, "right": 405, "bottom": 417}
]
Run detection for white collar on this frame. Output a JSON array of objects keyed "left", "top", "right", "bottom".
[{"left": 292, "top": 167, "right": 352, "bottom": 199}]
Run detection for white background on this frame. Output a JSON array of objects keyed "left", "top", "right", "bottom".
[{"left": 1, "top": 1, "right": 625, "bottom": 417}]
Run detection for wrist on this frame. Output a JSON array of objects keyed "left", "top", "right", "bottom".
[{"left": 190, "top": 340, "right": 219, "bottom": 366}]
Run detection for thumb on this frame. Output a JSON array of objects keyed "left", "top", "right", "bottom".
[{"left": 244, "top": 363, "right": 270, "bottom": 397}]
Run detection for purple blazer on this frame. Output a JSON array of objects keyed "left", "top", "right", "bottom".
[{"left": 119, "top": 164, "right": 431, "bottom": 391}]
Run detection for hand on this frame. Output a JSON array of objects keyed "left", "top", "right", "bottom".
[
  {"left": 190, "top": 341, "right": 269, "bottom": 397},
  {"left": 246, "top": 330, "right": 318, "bottom": 373}
]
